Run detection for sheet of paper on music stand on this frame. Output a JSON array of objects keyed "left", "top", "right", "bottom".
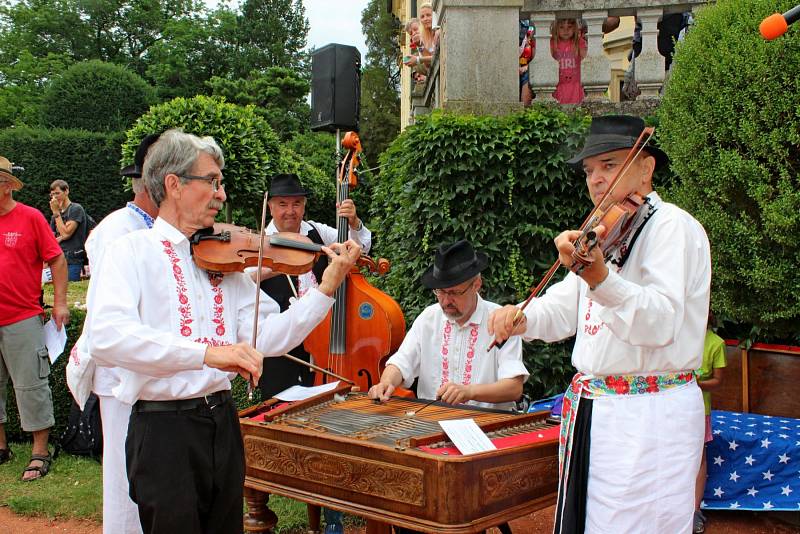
[
  {"left": 438, "top": 418, "right": 497, "bottom": 455},
  {"left": 274, "top": 381, "right": 340, "bottom": 401},
  {"left": 43, "top": 318, "right": 67, "bottom": 363}
]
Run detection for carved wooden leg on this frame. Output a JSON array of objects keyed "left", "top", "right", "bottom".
[
  {"left": 243, "top": 487, "right": 279, "bottom": 533},
  {"left": 306, "top": 503, "right": 321, "bottom": 534},
  {"left": 366, "top": 519, "right": 393, "bottom": 534}
]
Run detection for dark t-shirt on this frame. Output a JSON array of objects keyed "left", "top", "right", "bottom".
[{"left": 51, "top": 202, "right": 88, "bottom": 264}]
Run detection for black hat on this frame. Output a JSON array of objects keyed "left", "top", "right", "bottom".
[
  {"left": 567, "top": 115, "right": 669, "bottom": 170},
  {"left": 269, "top": 173, "right": 312, "bottom": 198},
  {"left": 121, "top": 133, "right": 162, "bottom": 178},
  {"left": 420, "top": 240, "right": 489, "bottom": 289}
]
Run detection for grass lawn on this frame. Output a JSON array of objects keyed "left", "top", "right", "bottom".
[
  {"left": 43, "top": 279, "right": 90, "bottom": 308},
  {"left": 0, "top": 443, "right": 360, "bottom": 532}
]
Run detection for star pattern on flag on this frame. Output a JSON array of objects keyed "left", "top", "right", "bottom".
[{"left": 704, "top": 411, "right": 800, "bottom": 512}]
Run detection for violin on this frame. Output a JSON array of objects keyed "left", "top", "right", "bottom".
[
  {"left": 190, "top": 223, "right": 323, "bottom": 275},
  {"left": 488, "top": 126, "right": 656, "bottom": 349}
]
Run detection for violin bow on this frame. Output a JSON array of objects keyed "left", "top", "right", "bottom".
[{"left": 487, "top": 127, "right": 656, "bottom": 351}]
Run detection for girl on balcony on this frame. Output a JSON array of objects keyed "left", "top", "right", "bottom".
[
  {"left": 418, "top": 2, "right": 440, "bottom": 58},
  {"left": 550, "top": 18, "right": 588, "bottom": 104}
]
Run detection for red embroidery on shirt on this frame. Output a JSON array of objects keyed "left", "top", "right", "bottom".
[
  {"left": 162, "top": 240, "right": 227, "bottom": 339},
  {"left": 194, "top": 337, "right": 229, "bottom": 347},
  {"left": 440, "top": 321, "right": 480, "bottom": 387},
  {"left": 582, "top": 297, "right": 606, "bottom": 336},
  {"left": 163, "top": 240, "right": 193, "bottom": 337}
]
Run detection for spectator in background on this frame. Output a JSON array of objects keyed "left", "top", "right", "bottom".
[
  {"left": 605, "top": 13, "right": 692, "bottom": 71},
  {"left": 550, "top": 18, "right": 587, "bottom": 104},
  {"left": 519, "top": 20, "right": 535, "bottom": 107},
  {"left": 693, "top": 310, "right": 726, "bottom": 534},
  {"left": 418, "top": 2, "right": 440, "bottom": 59},
  {"left": 0, "top": 155, "right": 69, "bottom": 481},
  {"left": 403, "top": 18, "right": 427, "bottom": 82},
  {"left": 49, "top": 179, "right": 88, "bottom": 281}
]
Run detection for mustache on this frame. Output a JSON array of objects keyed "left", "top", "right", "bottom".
[{"left": 207, "top": 200, "right": 224, "bottom": 210}]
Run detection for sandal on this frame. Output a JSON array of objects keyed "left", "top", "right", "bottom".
[
  {"left": 21, "top": 453, "right": 52, "bottom": 481},
  {"left": 0, "top": 447, "right": 12, "bottom": 465}
]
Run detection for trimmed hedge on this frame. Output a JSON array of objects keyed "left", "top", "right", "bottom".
[
  {"left": 41, "top": 60, "right": 155, "bottom": 133},
  {"left": 659, "top": 0, "right": 800, "bottom": 341},
  {"left": 0, "top": 127, "right": 130, "bottom": 220},
  {"left": 124, "top": 96, "right": 282, "bottom": 229},
  {"left": 370, "top": 107, "right": 590, "bottom": 398}
]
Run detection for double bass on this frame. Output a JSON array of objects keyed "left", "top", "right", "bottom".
[{"left": 304, "top": 132, "right": 406, "bottom": 392}]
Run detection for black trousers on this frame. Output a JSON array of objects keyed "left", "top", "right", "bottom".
[
  {"left": 553, "top": 398, "right": 593, "bottom": 534},
  {"left": 125, "top": 398, "right": 244, "bottom": 534}
]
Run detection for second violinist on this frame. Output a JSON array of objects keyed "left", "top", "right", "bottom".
[{"left": 488, "top": 116, "right": 711, "bottom": 534}]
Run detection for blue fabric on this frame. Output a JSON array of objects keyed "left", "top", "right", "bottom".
[
  {"left": 67, "top": 263, "right": 83, "bottom": 281},
  {"left": 323, "top": 508, "right": 343, "bottom": 534},
  {"left": 702, "top": 410, "right": 800, "bottom": 511},
  {"left": 528, "top": 393, "right": 564, "bottom": 416}
]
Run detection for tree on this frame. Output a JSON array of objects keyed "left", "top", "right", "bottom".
[
  {"left": 206, "top": 67, "right": 310, "bottom": 140},
  {"left": 658, "top": 0, "right": 800, "bottom": 341},
  {"left": 124, "top": 96, "right": 281, "bottom": 227},
  {"left": 0, "top": 50, "right": 72, "bottom": 128},
  {"left": 359, "top": 0, "right": 400, "bottom": 165},
  {"left": 41, "top": 60, "right": 155, "bottom": 132},
  {"left": 234, "top": 0, "right": 309, "bottom": 79}
]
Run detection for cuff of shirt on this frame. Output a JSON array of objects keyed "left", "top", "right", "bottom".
[
  {"left": 588, "top": 268, "right": 627, "bottom": 308},
  {"left": 184, "top": 340, "right": 211, "bottom": 370},
  {"left": 295, "top": 287, "right": 335, "bottom": 315},
  {"left": 497, "top": 360, "right": 530, "bottom": 382}
]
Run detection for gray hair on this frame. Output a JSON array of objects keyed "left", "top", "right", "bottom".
[
  {"left": 142, "top": 128, "right": 225, "bottom": 207},
  {"left": 405, "top": 17, "right": 419, "bottom": 33}
]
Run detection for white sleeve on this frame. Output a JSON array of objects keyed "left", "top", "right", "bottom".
[
  {"left": 236, "top": 278, "right": 335, "bottom": 356},
  {"left": 385, "top": 313, "right": 425, "bottom": 388},
  {"left": 88, "top": 240, "right": 207, "bottom": 377},
  {"left": 523, "top": 273, "right": 581, "bottom": 343},
  {"left": 494, "top": 334, "right": 529, "bottom": 381},
  {"left": 589, "top": 213, "right": 710, "bottom": 348},
  {"left": 310, "top": 220, "right": 372, "bottom": 254}
]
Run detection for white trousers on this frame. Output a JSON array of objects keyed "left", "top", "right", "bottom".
[
  {"left": 585, "top": 381, "right": 704, "bottom": 534},
  {"left": 99, "top": 394, "right": 143, "bottom": 534}
]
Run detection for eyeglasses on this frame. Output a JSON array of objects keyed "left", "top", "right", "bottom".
[
  {"left": 180, "top": 174, "right": 224, "bottom": 193},
  {"left": 433, "top": 281, "right": 474, "bottom": 298}
]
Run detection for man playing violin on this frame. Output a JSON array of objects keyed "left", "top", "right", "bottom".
[
  {"left": 85, "top": 129, "right": 361, "bottom": 534},
  {"left": 488, "top": 115, "right": 711, "bottom": 534},
  {"left": 369, "top": 240, "right": 528, "bottom": 411}
]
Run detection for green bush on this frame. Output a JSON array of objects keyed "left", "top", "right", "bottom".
[
  {"left": 658, "top": 0, "right": 800, "bottom": 341},
  {"left": 40, "top": 60, "right": 155, "bottom": 133},
  {"left": 0, "top": 127, "right": 130, "bottom": 220},
  {"left": 124, "top": 96, "right": 282, "bottom": 229},
  {"left": 370, "top": 107, "right": 590, "bottom": 398}
]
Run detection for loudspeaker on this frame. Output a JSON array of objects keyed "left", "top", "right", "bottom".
[{"left": 311, "top": 44, "right": 361, "bottom": 132}]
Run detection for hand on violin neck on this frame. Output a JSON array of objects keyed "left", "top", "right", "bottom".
[
  {"left": 317, "top": 239, "right": 362, "bottom": 297},
  {"left": 555, "top": 226, "right": 609, "bottom": 289},
  {"left": 203, "top": 342, "right": 263, "bottom": 383}
]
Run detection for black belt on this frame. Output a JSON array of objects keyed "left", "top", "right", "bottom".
[{"left": 133, "top": 390, "right": 232, "bottom": 413}]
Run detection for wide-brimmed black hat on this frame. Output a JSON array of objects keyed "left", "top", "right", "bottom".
[
  {"left": 269, "top": 173, "right": 312, "bottom": 198},
  {"left": 567, "top": 115, "right": 669, "bottom": 170},
  {"left": 420, "top": 240, "right": 489, "bottom": 289},
  {"left": 121, "top": 133, "right": 162, "bottom": 178}
]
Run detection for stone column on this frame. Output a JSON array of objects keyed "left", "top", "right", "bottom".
[
  {"left": 437, "top": 0, "right": 524, "bottom": 115},
  {"left": 582, "top": 9, "right": 612, "bottom": 101},
  {"left": 635, "top": 7, "right": 665, "bottom": 98},
  {"left": 529, "top": 11, "right": 558, "bottom": 101}
]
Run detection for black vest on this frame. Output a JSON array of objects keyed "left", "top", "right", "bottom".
[{"left": 257, "top": 225, "right": 329, "bottom": 399}]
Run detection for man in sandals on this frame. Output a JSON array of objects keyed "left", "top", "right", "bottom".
[{"left": 0, "top": 155, "right": 70, "bottom": 481}]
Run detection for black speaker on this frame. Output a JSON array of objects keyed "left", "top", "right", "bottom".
[{"left": 311, "top": 44, "right": 361, "bottom": 132}]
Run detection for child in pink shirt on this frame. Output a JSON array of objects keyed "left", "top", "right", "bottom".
[{"left": 550, "top": 18, "right": 588, "bottom": 104}]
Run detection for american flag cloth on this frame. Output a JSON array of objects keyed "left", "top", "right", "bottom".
[{"left": 702, "top": 410, "right": 800, "bottom": 511}]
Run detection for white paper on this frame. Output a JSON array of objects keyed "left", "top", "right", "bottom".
[
  {"left": 438, "top": 418, "right": 497, "bottom": 455},
  {"left": 274, "top": 380, "right": 340, "bottom": 401},
  {"left": 43, "top": 318, "right": 68, "bottom": 363}
]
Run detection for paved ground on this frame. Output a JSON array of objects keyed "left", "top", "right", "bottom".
[{"left": 1, "top": 504, "right": 798, "bottom": 533}]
